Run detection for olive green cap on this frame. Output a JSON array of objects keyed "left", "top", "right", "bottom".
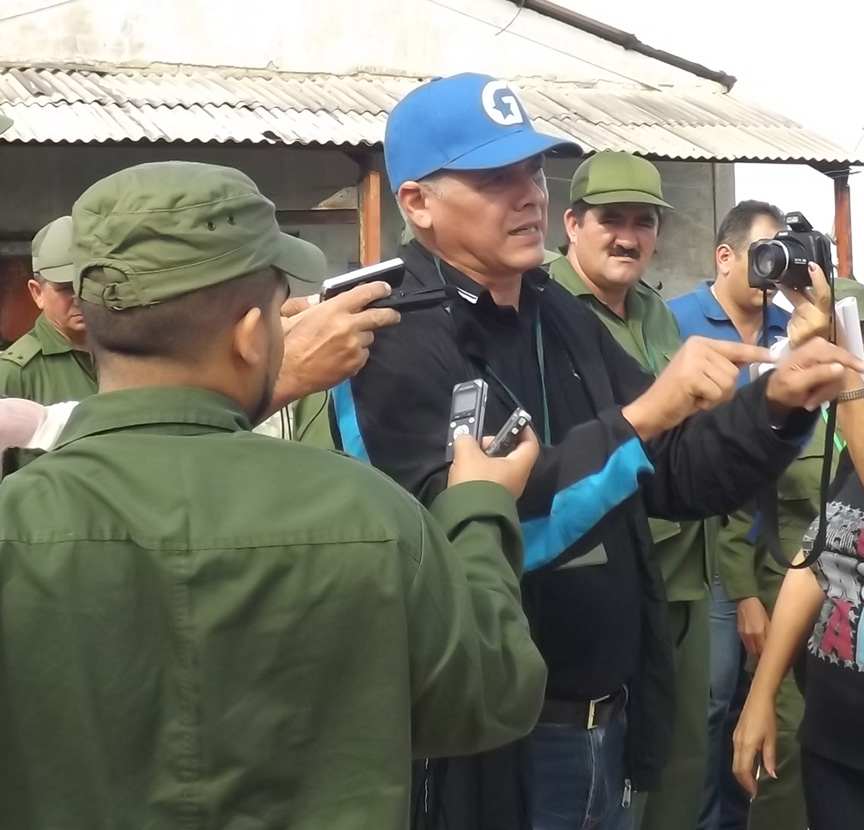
[
  {"left": 834, "top": 277, "right": 864, "bottom": 321},
  {"left": 72, "top": 161, "right": 328, "bottom": 309},
  {"left": 569, "top": 151, "right": 673, "bottom": 209},
  {"left": 32, "top": 215, "right": 74, "bottom": 283},
  {"left": 0, "top": 113, "right": 12, "bottom": 135}
]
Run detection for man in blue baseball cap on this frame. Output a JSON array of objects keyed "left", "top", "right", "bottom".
[{"left": 321, "top": 73, "right": 863, "bottom": 830}]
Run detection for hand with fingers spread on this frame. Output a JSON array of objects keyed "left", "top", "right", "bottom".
[
  {"left": 622, "top": 336, "right": 776, "bottom": 441},
  {"left": 765, "top": 336, "right": 864, "bottom": 417},
  {"left": 448, "top": 428, "right": 540, "bottom": 501},
  {"left": 268, "top": 280, "right": 401, "bottom": 413},
  {"left": 783, "top": 262, "right": 834, "bottom": 348},
  {"left": 733, "top": 688, "right": 778, "bottom": 798}
]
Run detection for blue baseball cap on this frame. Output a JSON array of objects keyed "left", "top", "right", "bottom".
[{"left": 384, "top": 73, "right": 582, "bottom": 193}]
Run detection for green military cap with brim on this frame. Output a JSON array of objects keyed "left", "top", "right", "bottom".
[
  {"left": 72, "top": 161, "right": 328, "bottom": 309},
  {"left": 833, "top": 277, "right": 864, "bottom": 321},
  {"left": 570, "top": 151, "right": 673, "bottom": 210},
  {"left": 32, "top": 215, "right": 74, "bottom": 284}
]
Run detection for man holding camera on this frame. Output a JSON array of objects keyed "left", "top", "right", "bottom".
[
  {"left": 547, "top": 150, "right": 715, "bottom": 830},
  {"left": 329, "top": 74, "right": 864, "bottom": 830},
  {"left": 669, "top": 201, "right": 826, "bottom": 830}
]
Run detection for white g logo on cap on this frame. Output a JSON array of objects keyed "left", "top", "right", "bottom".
[{"left": 481, "top": 81, "right": 525, "bottom": 127}]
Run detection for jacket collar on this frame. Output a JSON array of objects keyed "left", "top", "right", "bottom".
[
  {"left": 401, "top": 240, "right": 550, "bottom": 311},
  {"left": 54, "top": 387, "right": 251, "bottom": 449}
]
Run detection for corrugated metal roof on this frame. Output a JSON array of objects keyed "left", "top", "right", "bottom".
[{"left": 0, "top": 66, "right": 857, "bottom": 165}]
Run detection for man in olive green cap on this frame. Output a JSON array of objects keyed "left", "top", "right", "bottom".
[
  {"left": 0, "top": 215, "right": 98, "bottom": 404},
  {"left": 0, "top": 160, "right": 548, "bottom": 830},
  {"left": 548, "top": 150, "right": 714, "bottom": 830}
]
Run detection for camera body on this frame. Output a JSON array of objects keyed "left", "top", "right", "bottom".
[{"left": 747, "top": 212, "right": 833, "bottom": 290}]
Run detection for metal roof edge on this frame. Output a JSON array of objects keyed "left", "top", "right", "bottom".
[{"left": 509, "top": 0, "right": 737, "bottom": 91}]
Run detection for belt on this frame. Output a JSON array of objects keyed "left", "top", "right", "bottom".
[{"left": 539, "top": 688, "right": 626, "bottom": 730}]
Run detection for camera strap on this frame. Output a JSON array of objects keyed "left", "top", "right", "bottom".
[{"left": 757, "top": 288, "right": 836, "bottom": 570}]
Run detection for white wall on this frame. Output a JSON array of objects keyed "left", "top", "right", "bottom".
[{"left": 0, "top": 0, "right": 722, "bottom": 88}]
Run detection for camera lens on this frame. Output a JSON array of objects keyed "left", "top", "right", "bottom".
[{"left": 751, "top": 240, "right": 789, "bottom": 283}]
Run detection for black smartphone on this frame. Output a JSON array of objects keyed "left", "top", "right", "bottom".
[
  {"left": 319, "top": 258, "right": 405, "bottom": 301},
  {"left": 485, "top": 409, "right": 532, "bottom": 457},
  {"left": 367, "top": 286, "right": 458, "bottom": 312},
  {"left": 446, "top": 379, "right": 488, "bottom": 462}
]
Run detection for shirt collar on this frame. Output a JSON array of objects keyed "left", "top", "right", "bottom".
[
  {"left": 54, "top": 387, "right": 251, "bottom": 449},
  {"left": 405, "top": 240, "right": 549, "bottom": 313},
  {"left": 694, "top": 280, "right": 789, "bottom": 334},
  {"left": 34, "top": 312, "right": 77, "bottom": 356}
]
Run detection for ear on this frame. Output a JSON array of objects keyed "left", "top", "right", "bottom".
[
  {"left": 398, "top": 181, "right": 434, "bottom": 231},
  {"left": 27, "top": 279, "right": 45, "bottom": 309},
  {"left": 232, "top": 307, "right": 266, "bottom": 368},
  {"left": 563, "top": 208, "right": 580, "bottom": 245},
  {"left": 716, "top": 243, "right": 734, "bottom": 277}
]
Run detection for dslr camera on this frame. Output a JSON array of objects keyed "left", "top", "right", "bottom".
[{"left": 748, "top": 212, "right": 833, "bottom": 290}]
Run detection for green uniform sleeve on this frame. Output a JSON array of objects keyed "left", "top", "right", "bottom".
[
  {"left": 716, "top": 507, "right": 759, "bottom": 601},
  {"left": 0, "top": 360, "right": 25, "bottom": 399},
  {"left": 404, "top": 480, "right": 546, "bottom": 759}
]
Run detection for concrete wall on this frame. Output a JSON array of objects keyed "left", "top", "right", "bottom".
[
  {"left": 0, "top": 0, "right": 723, "bottom": 89},
  {"left": 0, "top": 143, "right": 363, "bottom": 274},
  {"left": 0, "top": 143, "right": 732, "bottom": 297}
]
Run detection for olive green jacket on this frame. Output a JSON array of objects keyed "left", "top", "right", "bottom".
[
  {"left": 549, "top": 254, "right": 713, "bottom": 601},
  {"left": 0, "top": 387, "right": 546, "bottom": 830},
  {"left": 718, "top": 415, "right": 835, "bottom": 601},
  {"left": 0, "top": 312, "right": 96, "bottom": 404}
]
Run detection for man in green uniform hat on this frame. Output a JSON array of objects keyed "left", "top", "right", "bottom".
[
  {"left": 0, "top": 215, "right": 97, "bottom": 403},
  {"left": 547, "top": 150, "right": 713, "bottom": 830},
  {"left": 0, "top": 160, "right": 548, "bottom": 830}
]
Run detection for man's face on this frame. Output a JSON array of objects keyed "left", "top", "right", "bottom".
[
  {"left": 28, "top": 278, "right": 86, "bottom": 341},
  {"left": 251, "top": 278, "right": 289, "bottom": 425},
  {"left": 724, "top": 216, "right": 784, "bottom": 310},
  {"left": 417, "top": 156, "right": 549, "bottom": 280},
  {"left": 565, "top": 203, "right": 659, "bottom": 292}
]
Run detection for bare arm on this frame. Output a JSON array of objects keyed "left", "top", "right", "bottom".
[{"left": 732, "top": 557, "right": 824, "bottom": 795}]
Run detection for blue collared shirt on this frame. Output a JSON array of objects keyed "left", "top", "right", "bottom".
[{"left": 668, "top": 280, "right": 789, "bottom": 387}]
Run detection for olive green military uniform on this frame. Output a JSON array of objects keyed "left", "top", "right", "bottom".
[
  {"left": 0, "top": 162, "right": 547, "bottom": 830},
  {"left": 0, "top": 312, "right": 96, "bottom": 404},
  {"left": 550, "top": 253, "right": 713, "bottom": 830}
]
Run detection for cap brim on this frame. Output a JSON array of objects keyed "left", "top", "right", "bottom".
[
  {"left": 273, "top": 233, "right": 328, "bottom": 297},
  {"left": 38, "top": 263, "right": 75, "bottom": 284},
  {"left": 0, "top": 113, "right": 12, "bottom": 136},
  {"left": 582, "top": 190, "right": 673, "bottom": 210},
  {"left": 444, "top": 129, "right": 583, "bottom": 173}
]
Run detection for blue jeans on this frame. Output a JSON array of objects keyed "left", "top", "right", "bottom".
[
  {"left": 697, "top": 576, "right": 749, "bottom": 830},
  {"left": 529, "top": 707, "right": 634, "bottom": 830}
]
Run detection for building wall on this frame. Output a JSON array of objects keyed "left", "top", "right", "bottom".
[
  {"left": 0, "top": 0, "right": 723, "bottom": 89},
  {"left": 0, "top": 143, "right": 732, "bottom": 292}
]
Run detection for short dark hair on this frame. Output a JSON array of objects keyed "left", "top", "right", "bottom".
[
  {"left": 80, "top": 268, "right": 283, "bottom": 360},
  {"left": 570, "top": 199, "right": 664, "bottom": 230},
  {"left": 715, "top": 200, "right": 785, "bottom": 255}
]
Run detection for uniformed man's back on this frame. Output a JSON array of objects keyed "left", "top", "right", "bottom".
[{"left": 0, "top": 161, "right": 545, "bottom": 830}]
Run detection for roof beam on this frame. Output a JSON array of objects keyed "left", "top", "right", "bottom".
[{"left": 507, "top": 0, "right": 737, "bottom": 90}]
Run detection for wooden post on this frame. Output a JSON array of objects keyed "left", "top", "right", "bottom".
[
  {"left": 833, "top": 170, "right": 853, "bottom": 278},
  {"left": 358, "top": 157, "right": 382, "bottom": 266}
]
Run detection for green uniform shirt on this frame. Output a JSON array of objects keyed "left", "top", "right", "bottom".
[
  {"left": 550, "top": 254, "right": 711, "bottom": 601},
  {"left": 0, "top": 387, "right": 545, "bottom": 830},
  {"left": 0, "top": 312, "right": 96, "bottom": 404},
  {"left": 718, "top": 414, "right": 835, "bottom": 601}
]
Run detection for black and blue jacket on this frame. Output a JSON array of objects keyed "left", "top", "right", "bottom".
[{"left": 329, "top": 241, "right": 814, "bottom": 828}]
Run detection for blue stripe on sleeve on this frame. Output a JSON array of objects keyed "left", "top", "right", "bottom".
[
  {"left": 330, "top": 380, "right": 370, "bottom": 463},
  {"left": 521, "top": 437, "right": 653, "bottom": 572}
]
